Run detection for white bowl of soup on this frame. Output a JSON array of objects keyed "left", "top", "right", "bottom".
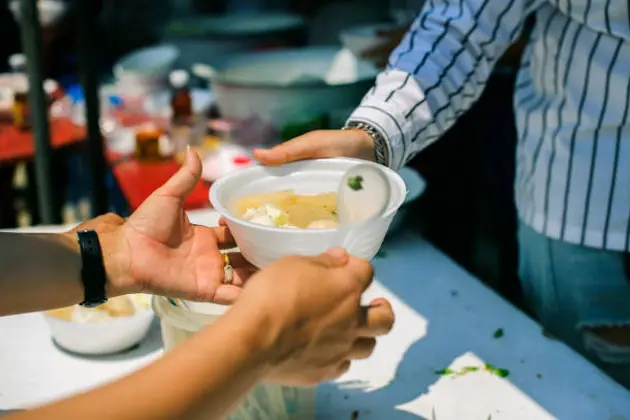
[{"left": 209, "top": 158, "right": 407, "bottom": 267}]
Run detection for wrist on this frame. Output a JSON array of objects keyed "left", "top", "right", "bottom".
[
  {"left": 345, "top": 128, "right": 376, "bottom": 162},
  {"left": 203, "top": 303, "right": 276, "bottom": 377},
  {"left": 223, "top": 298, "right": 287, "bottom": 377},
  {"left": 99, "top": 230, "right": 134, "bottom": 297},
  {"left": 60, "top": 229, "right": 134, "bottom": 298}
]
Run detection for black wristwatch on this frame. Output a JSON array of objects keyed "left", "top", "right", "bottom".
[{"left": 77, "top": 230, "right": 108, "bottom": 308}]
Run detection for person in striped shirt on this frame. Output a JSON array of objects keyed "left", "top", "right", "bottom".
[{"left": 255, "top": 0, "right": 630, "bottom": 387}]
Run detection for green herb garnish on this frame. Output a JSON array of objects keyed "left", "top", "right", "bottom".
[
  {"left": 347, "top": 175, "right": 364, "bottom": 191},
  {"left": 493, "top": 328, "right": 504, "bottom": 339},
  {"left": 485, "top": 363, "right": 510, "bottom": 378},
  {"left": 436, "top": 364, "right": 509, "bottom": 378}
]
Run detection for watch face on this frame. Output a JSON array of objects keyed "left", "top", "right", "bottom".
[{"left": 80, "top": 299, "right": 108, "bottom": 309}]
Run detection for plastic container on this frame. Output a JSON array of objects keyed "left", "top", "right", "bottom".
[
  {"left": 209, "top": 158, "right": 407, "bottom": 268},
  {"left": 43, "top": 296, "right": 154, "bottom": 355},
  {"left": 152, "top": 296, "right": 316, "bottom": 420}
]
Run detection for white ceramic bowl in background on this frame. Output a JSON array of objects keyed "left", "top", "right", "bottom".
[
  {"left": 43, "top": 297, "right": 154, "bottom": 355},
  {"left": 210, "top": 158, "right": 407, "bottom": 268},
  {"left": 114, "top": 44, "right": 179, "bottom": 94},
  {"left": 339, "top": 23, "right": 400, "bottom": 57},
  {"left": 114, "top": 44, "right": 180, "bottom": 76},
  {"left": 198, "top": 47, "right": 379, "bottom": 144},
  {"left": 113, "top": 45, "right": 180, "bottom": 93}
]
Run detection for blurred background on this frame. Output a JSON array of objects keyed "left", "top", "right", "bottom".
[{"left": 0, "top": 0, "right": 533, "bottom": 305}]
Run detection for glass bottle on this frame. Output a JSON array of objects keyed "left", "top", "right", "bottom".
[
  {"left": 169, "top": 69, "right": 192, "bottom": 125},
  {"left": 9, "top": 54, "right": 29, "bottom": 130},
  {"left": 134, "top": 124, "right": 163, "bottom": 161}
]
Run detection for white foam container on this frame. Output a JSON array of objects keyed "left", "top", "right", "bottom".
[
  {"left": 152, "top": 296, "right": 316, "bottom": 420},
  {"left": 43, "top": 298, "right": 154, "bottom": 355},
  {"left": 209, "top": 158, "right": 407, "bottom": 268}
]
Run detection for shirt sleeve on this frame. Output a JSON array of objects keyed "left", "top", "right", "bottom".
[{"left": 347, "top": 0, "right": 544, "bottom": 170}]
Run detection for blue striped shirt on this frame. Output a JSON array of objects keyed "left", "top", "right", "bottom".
[{"left": 348, "top": 0, "right": 630, "bottom": 252}]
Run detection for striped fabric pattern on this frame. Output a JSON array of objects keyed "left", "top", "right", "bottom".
[{"left": 348, "top": 0, "right": 630, "bottom": 251}]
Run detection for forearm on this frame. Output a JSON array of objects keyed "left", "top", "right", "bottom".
[
  {"left": 0, "top": 233, "right": 82, "bottom": 316},
  {"left": 0, "top": 231, "right": 127, "bottom": 316},
  {"left": 9, "top": 305, "right": 270, "bottom": 420},
  {"left": 348, "top": 0, "right": 540, "bottom": 169}
]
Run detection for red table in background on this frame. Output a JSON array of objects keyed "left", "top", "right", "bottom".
[
  {"left": 0, "top": 119, "right": 85, "bottom": 162},
  {"left": 0, "top": 116, "right": 209, "bottom": 218},
  {"left": 112, "top": 159, "right": 210, "bottom": 212}
]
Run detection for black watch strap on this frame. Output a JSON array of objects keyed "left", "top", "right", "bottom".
[{"left": 77, "top": 230, "right": 108, "bottom": 308}]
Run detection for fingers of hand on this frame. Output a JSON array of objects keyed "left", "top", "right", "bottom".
[
  {"left": 154, "top": 148, "right": 202, "bottom": 199},
  {"left": 212, "top": 284, "right": 244, "bottom": 305},
  {"left": 346, "top": 256, "right": 374, "bottom": 292},
  {"left": 253, "top": 131, "right": 333, "bottom": 165},
  {"left": 223, "top": 252, "right": 255, "bottom": 269},
  {"left": 219, "top": 252, "right": 257, "bottom": 285},
  {"left": 211, "top": 226, "right": 236, "bottom": 249},
  {"left": 315, "top": 248, "right": 349, "bottom": 268},
  {"left": 335, "top": 360, "right": 352, "bottom": 377},
  {"left": 357, "top": 299, "right": 395, "bottom": 337},
  {"left": 348, "top": 337, "right": 377, "bottom": 360}
]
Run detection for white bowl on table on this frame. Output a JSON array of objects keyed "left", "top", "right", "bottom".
[
  {"left": 113, "top": 44, "right": 180, "bottom": 94},
  {"left": 209, "top": 158, "right": 407, "bottom": 268},
  {"left": 339, "top": 23, "right": 401, "bottom": 57},
  {"left": 42, "top": 295, "right": 154, "bottom": 356}
]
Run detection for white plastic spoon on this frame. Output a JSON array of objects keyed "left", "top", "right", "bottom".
[
  {"left": 336, "top": 163, "right": 391, "bottom": 225},
  {"left": 333, "top": 163, "right": 391, "bottom": 251}
]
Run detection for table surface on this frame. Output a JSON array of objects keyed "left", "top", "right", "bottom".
[
  {"left": 0, "top": 119, "right": 85, "bottom": 162},
  {"left": 1, "top": 210, "right": 629, "bottom": 419}
]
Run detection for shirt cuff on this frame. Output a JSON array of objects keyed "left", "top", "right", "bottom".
[{"left": 346, "top": 70, "right": 432, "bottom": 170}]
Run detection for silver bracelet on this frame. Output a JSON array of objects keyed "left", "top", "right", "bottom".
[{"left": 343, "top": 121, "right": 390, "bottom": 167}]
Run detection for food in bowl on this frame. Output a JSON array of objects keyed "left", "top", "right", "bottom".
[
  {"left": 43, "top": 294, "right": 154, "bottom": 355},
  {"left": 210, "top": 158, "right": 407, "bottom": 267},
  {"left": 46, "top": 295, "right": 150, "bottom": 324},
  {"left": 234, "top": 190, "right": 338, "bottom": 229}
]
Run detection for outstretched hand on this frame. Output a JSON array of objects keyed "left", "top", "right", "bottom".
[{"left": 78, "top": 149, "right": 256, "bottom": 304}]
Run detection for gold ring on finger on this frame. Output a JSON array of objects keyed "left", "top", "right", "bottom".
[{"left": 223, "top": 253, "right": 233, "bottom": 284}]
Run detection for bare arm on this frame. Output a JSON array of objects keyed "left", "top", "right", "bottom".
[
  {"left": 5, "top": 250, "right": 395, "bottom": 420},
  {"left": 7, "top": 303, "right": 269, "bottom": 420},
  {"left": 0, "top": 231, "right": 126, "bottom": 316}
]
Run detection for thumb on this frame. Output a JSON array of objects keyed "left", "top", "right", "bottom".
[
  {"left": 155, "top": 147, "right": 202, "bottom": 199},
  {"left": 253, "top": 131, "right": 330, "bottom": 166},
  {"left": 311, "top": 247, "right": 350, "bottom": 268}
]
